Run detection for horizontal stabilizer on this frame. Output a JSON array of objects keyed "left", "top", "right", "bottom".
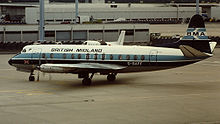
[{"left": 179, "top": 45, "right": 211, "bottom": 58}]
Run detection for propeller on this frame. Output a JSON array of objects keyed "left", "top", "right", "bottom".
[
  {"left": 37, "top": 70, "right": 40, "bottom": 81},
  {"left": 36, "top": 52, "right": 42, "bottom": 82}
]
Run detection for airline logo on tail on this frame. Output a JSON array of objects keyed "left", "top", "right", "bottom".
[{"left": 182, "top": 28, "right": 209, "bottom": 40}]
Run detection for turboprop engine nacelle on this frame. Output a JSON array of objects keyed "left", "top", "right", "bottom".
[{"left": 40, "top": 64, "right": 69, "bottom": 73}]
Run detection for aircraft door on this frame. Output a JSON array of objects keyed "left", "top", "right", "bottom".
[{"left": 149, "top": 50, "right": 158, "bottom": 65}]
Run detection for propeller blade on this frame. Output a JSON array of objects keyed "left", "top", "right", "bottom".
[{"left": 37, "top": 71, "right": 40, "bottom": 81}]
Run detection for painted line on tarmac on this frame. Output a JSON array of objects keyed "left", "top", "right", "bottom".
[
  {"left": 0, "top": 69, "right": 14, "bottom": 71},
  {"left": 0, "top": 89, "right": 54, "bottom": 95}
]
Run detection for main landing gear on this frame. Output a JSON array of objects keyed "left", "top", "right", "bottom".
[
  {"left": 79, "top": 73, "right": 117, "bottom": 86},
  {"left": 79, "top": 73, "right": 94, "bottom": 86},
  {"left": 29, "top": 71, "right": 35, "bottom": 81},
  {"left": 107, "top": 73, "right": 116, "bottom": 82}
]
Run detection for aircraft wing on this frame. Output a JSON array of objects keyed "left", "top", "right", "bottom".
[{"left": 39, "top": 63, "right": 127, "bottom": 73}]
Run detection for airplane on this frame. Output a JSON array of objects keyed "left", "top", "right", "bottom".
[
  {"left": 82, "top": 30, "right": 125, "bottom": 46},
  {"left": 8, "top": 14, "right": 217, "bottom": 86}
]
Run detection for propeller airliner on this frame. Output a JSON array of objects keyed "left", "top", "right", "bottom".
[{"left": 8, "top": 14, "right": 217, "bottom": 85}]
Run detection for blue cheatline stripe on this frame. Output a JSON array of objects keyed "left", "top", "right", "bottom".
[
  {"left": 182, "top": 36, "right": 194, "bottom": 39},
  {"left": 14, "top": 53, "right": 187, "bottom": 62},
  {"left": 182, "top": 36, "right": 209, "bottom": 40},
  {"left": 187, "top": 28, "right": 195, "bottom": 32},
  {"left": 187, "top": 28, "right": 206, "bottom": 32},
  {"left": 197, "top": 36, "right": 209, "bottom": 39},
  {"left": 197, "top": 28, "right": 206, "bottom": 32}
]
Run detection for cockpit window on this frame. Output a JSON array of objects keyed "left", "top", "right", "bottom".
[{"left": 22, "top": 49, "right": 26, "bottom": 53}]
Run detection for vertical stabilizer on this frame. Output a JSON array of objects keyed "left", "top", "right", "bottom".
[
  {"left": 179, "top": 14, "right": 214, "bottom": 54},
  {"left": 117, "top": 30, "right": 126, "bottom": 45},
  {"left": 181, "top": 14, "right": 208, "bottom": 41}
]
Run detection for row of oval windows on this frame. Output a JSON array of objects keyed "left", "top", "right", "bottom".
[{"left": 41, "top": 53, "right": 146, "bottom": 60}]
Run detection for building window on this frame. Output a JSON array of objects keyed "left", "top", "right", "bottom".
[
  {"left": 45, "top": 31, "right": 55, "bottom": 37},
  {"left": 134, "top": 55, "right": 137, "bottom": 60},
  {"left": 126, "top": 55, "right": 130, "bottom": 60},
  {"left": 86, "top": 53, "right": 90, "bottom": 60},
  {"left": 110, "top": 5, "right": 117, "bottom": 8},
  {"left": 125, "top": 30, "right": 134, "bottom": 35},
  {"left": 94, "top": 53, "right": 98, "bottom": 60},
  {"left": 110, "top": 54, "right": 113, "bottom": 60},
  {"left": 102, "top": 54, "right": 105, "bottom": 60},
  {"left": 141, "top": 55, "right": 145, "bottom": 60}
]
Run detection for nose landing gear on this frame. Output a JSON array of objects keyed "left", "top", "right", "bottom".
[{"left": 29, "top": 71, "right": 35, "bottom": 81}]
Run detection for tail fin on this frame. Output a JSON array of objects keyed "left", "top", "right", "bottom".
[
  {"left": 117, "top": 30, "right": 125, "bottom": 45},
  {"left": 180, "top": 14, "right": 215, "bottom": 54},
  {"left": 181, "top": 14, "right": 208, "bottom": 41}
]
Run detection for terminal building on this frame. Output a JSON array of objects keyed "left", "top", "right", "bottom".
[
  {"left": 0, "top": 24, "right": 149, "bottom": 43},
  {"left": 0, "top": 0, "right": 219, "bottom": 43}
]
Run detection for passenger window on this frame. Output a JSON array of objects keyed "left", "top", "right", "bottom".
[
  {"left": 134, "top": 55, "right": 137, "bottom": 60},
  {"left": 86, "top": 53, "right": 90, "bottom": 60},
  {"left": 118, "top": 55, "right": 122, "bottom": 60},
  {"left": 71, "top": 54, "right": 74, "bottom": 59},
  {"left": 63, "top": 53, "right": 66, "bottom": 59},
  {"left": 126, "top": 55, "right": 130, "bottom": 60},
  {"left": 78, "top": 54, "right": 81, "bottom": 59},
  {"left": 110, "top": 54, "right": 113, "bottom": 60},
  {"left": 50, "top": 53, "right": 54, "bottom": 58},
  {"left": 94, "top": 53, "right": 98, "bottom": 60},
  {"left": 42, "top": 53, "right": 46, "bottom": 58},
  {"left": 141, "top": 55, "right": 145, "bottom": 60},
  {"left": 102, "top": 54, "right": 105, "bottom": 60}
]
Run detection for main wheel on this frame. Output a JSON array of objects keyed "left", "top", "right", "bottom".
[
  {"left": 82, "top": 78, "right": 92, "bottom": 86},
  {"left": 29, "top": 76, "right": 35, "bottom": 81},
  {"left": 107, "top": 74, "right": 116, "bottom": 81}
]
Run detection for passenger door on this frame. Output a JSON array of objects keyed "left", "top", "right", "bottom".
[{"left": 149, "top": 50, "right": 158, "bottom": 65}]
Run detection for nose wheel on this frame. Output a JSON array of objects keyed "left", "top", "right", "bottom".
[{"left": 29, "top": 71, "right": 35, "bottom": 81}]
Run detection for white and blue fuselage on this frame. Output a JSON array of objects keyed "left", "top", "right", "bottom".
[{"left": 9, "top": 44, "right": 202, "bottom": 74}]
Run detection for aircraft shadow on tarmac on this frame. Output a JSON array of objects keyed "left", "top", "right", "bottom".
[{"left": 22, "top": 76, "right": 135, "bottom": 90}]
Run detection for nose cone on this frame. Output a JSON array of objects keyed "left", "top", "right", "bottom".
[{"left": 8, "top": 59, "right": 12, "bottom": 66}]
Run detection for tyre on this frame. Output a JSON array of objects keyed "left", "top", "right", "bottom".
[
  {"left": 29, "top": 76, "right": 35, "bottom": 81},
  {"left": 82, "top": 78, "right": 92, "bottom": 86}
]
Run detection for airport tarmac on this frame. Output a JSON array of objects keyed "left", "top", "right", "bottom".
[{"left": 0, "top": 49, "right": 220, "bottom": 124}]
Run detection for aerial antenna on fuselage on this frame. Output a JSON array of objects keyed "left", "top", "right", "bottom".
[
  {"left": 39, "top": 0, "right": 45, "bottom": 42},
  {"left": 75, "top": 0, "right": 79, "bottom": 24},
  {"left": 196, "top": 0, "right": 200, "bottom": 14}
]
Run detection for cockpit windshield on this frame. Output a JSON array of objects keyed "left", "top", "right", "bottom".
[{"left": 22, "top": 49, "right": 26, "bottom": 53}]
